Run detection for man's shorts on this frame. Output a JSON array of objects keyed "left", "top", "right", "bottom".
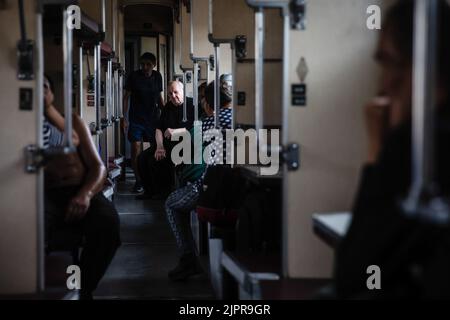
[{"left": 128, "top": 122, "right": 155, "bottom": 143}]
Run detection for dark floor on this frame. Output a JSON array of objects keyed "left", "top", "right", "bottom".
[{"left": 93, "top": 169, "right": 214, "bottom": 300}]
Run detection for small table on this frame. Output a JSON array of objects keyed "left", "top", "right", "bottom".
[{"left": 312, "top": 212, "right": 352, "bottom": 248}]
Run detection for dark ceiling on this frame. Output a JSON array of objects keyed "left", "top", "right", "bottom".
[{"left": 124, "top": 4, "right": 174, "bottom": 35}]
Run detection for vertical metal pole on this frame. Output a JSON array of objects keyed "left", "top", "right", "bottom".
[
  {"left": 36, "top": 8, "right": 45, "bottom": 292},
  {"left": 405, "top": 0, "right": 438, "bottom": 213},
  {"left": 104, "top": 62, "right": 108, "bottom": 123},
  {"left": 95, "top": 45, "right": 101, "bottom": 132},
  {"left": 231, "top": 46, "right": 236, "bottom": 130},
  {"left": 207, "top": 60, "right": 211, "bottom": 83},
  {"left": 193, "top": 62, "right": 199, "bottom": 121},
  {"left": 182, "top": 71, "right": 187, "bottom": 122},
  {"left": 281, "top": 13, "right": 290, "bottom": 278},
  {"left": 115, "top": 70, "right": 119, "bottom": 119},
  {"left": 101, "top": 0, "right": 106, "bottom": 33},
  {"left": 104, "top": 128, "right": 108, "bottom": 168},
  {"left": 112, "top": 0, "right": 116, "bottom": 52},
  {"left": 208, "top": 0, "right": 213, "bottom": 35},
  {"left": 108, "top": 59, "right": 113, "bottom": 123},
  {"left": 110, "top": 61, "right": 116, "bottom": 158},
  {"left": 180, "top": 1, "right": 183, "bottom": 68},
  {"left": 79, "top": 46, "right": 84, "bottom": 119},
  {"left": 119, "top": 70, "right": 124, "bottom": 117},
  {"left": 255, "top": 9, "right": 264, "bottom": 135},
  {"left": 214, "top": 45, "right": 220, "bottom": 128},
  {"left": 170, "top": 34, "right": 175, "bottom": 80},
  {"left": 115, "top": 71, "right": 118, "bottom": 155},
  {"left": 190, "top": 0, "right": 194, "bottom": 57},
  {"left": 63, "top": 10, "right": 74, "bottom": 149},
  {"left": 111, "top": 67, "right": 115, "bottom": 121}
]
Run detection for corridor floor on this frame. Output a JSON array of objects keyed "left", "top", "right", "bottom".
[{"left": 94, "top": 170, "right": 214, "bottom": 300}]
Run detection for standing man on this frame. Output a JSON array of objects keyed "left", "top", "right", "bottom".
[{"left": 122, "top": 52, "right": 165, "bottom": 193}]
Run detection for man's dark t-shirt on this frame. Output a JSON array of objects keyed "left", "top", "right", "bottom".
[
  {"left": 157, "top": 97, "right": 195, "bottom": 133},
  {"left": 125, "top": 69, "right": 163, "bottom": 126},
  {"left": 157, "top": 97, "right": 202, "bottom": 151}
]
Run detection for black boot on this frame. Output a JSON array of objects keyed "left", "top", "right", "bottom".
[{"left": 168, "top": 253, "right": 203, "bottom": 281}]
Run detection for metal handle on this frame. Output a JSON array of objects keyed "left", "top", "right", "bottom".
[
  {"left": 112, "top": 0, "right": 116, "bottom": 52},
  {"left": 107, "top": 59, "right": 113, "bottom": 123},
  {"left": 193, "top": 62, "right": 199, "bottom": 122},
  {"left": 207, "top": 59, "right": 211, "bottom": 83},
  {"left": 119, "top": 69, "right": 124, "bottom": 117},
  {"left": 79, "top": 46, "right": 84, "bottom": 119},
  {"left": 107, "top": 60, "right": 111, "bottom": 123},
  {"left": 101, "top": 0, "right": 106, "bottom": 33},
  {"left": 403, "top": 0, "right": 440, "bottom": 218},
  {"left": 214, "top": 45, "right": 220, "bottom": 128},
  {"left": 95, "top": 44, "right": 101, "bottom": 132},
  {"left": 63, "top": 9, "right": 74, "bottom": 148},
  {"left": 114, "top": 68, "right": 119, "bottom": 120},
  {"left": 208, "top": 0, "right": 213, "bottom": 35},
  {"left": 255, "top": 9, "right": 264, "bottom": 134},
  {"left": 182, "top": 71, "right": 188, "bottom": 122},
  {"left": 190, "top": 0, "right": 195, "bottom": 57},
  {"left": 231, "top": 46, "right": 236, "bottom": 129}
]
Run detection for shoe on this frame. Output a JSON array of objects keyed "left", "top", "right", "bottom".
[
  {"left": 168, "top": 253, "right": 203, "bottom": 281},
  {"left": 132, "top": 182, "right": 144, "bottom": 193}
]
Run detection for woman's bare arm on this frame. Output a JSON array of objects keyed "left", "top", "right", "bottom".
[
  {"left": 73, "top": 114, "right": 106, "bottom": 197},
  {"left": 45, "top": 105, "right": 80, "bottom": 146},
  {"left": 65, "top": 114, "right": 106, "bottom": 222}
]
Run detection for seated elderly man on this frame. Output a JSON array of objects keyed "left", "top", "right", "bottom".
[{"left": 137, "top": 80, "right": 199, "bottom": 200}]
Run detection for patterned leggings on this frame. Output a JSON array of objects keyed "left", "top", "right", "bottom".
[{"left": 165, "top": 182, "right": 200, "bottom": 256}]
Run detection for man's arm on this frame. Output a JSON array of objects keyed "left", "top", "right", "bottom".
[
  {"left": 155, "top": 128, "right": 164, "bottom": 148},
  {"left": 159, "top": 92, "right": 165, "bottom": 109},
  {"left": 122, "top": 90, "right": 131, "bottom": 130},
  {"left": 155, "top": 128, "right": 166, "bottom": 161},
  {"left": 164, "top": 128, "right": 187, "bottom": 139},
  {"left": 66, "top": 114, "right": 107, "bottom": 222}
]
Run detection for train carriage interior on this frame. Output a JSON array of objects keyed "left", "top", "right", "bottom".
[{"left": 1, "top": 0, "right": 450, "bottom": 303}]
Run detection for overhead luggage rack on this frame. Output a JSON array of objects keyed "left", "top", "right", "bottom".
[
  {"left": 100, "top": 41, "right": 113, "bottom": 57},
  {"left": 42, "top": 4, "right": 103, "bottom": 44}
]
